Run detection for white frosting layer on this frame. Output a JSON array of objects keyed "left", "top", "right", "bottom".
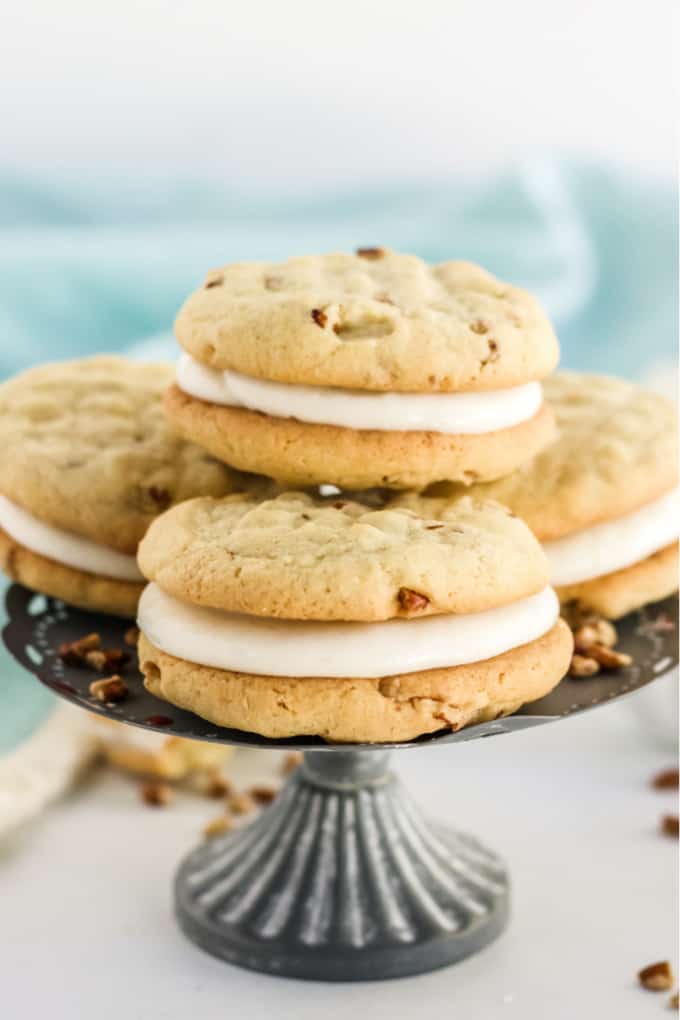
[
  {"left": 176, "top": 352, "right": 543, "bottom": 434},
  {"left": 0, "top": 495, "right": 144, "bottom": 582},
  {"left": 138, "top": 583, "right": 559, "bottom": 679},
  {"left": 546, "top": 487, "right": 680, "bottom": 587}
]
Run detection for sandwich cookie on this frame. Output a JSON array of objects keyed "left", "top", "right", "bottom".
[
  {"left": 136, "top": 492, "right": 572, "bottom": 743},
  {"left": 396, "top": 373, "right": 679, "bottom": 620},
  {"left": 0, "top": 356, "right": 259, "bottom": 617},
  {"left": 167, "top": 250, "right": 559, "bottom": 490}
]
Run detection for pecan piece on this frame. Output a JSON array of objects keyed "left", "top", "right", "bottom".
[
  {"left": 228, "top": 792, "right": 255, "bottom": 816},
  {"left": 311, "top": 308, "right": 328, "bottom": 328},
  {"left": 573, "top": 619, "right": 617, "bottom": 650},
  {"left": 58, "top": 632, "right": 101, "bottom": 666},
  {"left": 638, "top": 961, "right": 674, "bottom": 991},
  {"left": 124, "top": 626, "right": 140, "bottom": 647},
  {"left": 203, "top": 815, "right": 234, "bottom": 839},
  {"left": 356, "top": 247, "right": 385, "bottom": 259},
  {"left": 249, "top": 785, "right": 278, "bottom": 806},
  {"left": 140, "top": 782, "right": 173, "bottom": 808},
  {"left": 281, "top": 751, "right": 303, "bottom": 775},
  {"left": 469, "top": 319, "right": 489, "bottom": 335},
  {"left": 88, "top": 675, "right": 128, "bottom": 703},
  {"left": 653, "top": 768, "right": 679, "bottom": 790},
  {"left": 587, "top": 644, "right": 632, "bottom": 670},
  {"left": 661, "top": 815, "right": 679, "bottom": 838},
  {"left": 398, "top": 587, "right": 430, "bottom": 613},
  {"left": 84, "top": 648, "right": 130, "bottom": 672},
  {"left": 569, "top": 654, "right": 600, "bottom": 678},
  {"left": 204, "top": 273, "right": 223, "bottom": 289}
]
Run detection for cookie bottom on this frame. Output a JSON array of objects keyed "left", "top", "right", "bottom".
[
  {"left": 0, "top": 528, "right": 142, "bottom": 618},
  {"left": 164, "top": 384, "right": 556, "bottom": 490},
  {"left": 558, "top": 542, "right": 678, "bottom": 621},
  {"left": 138, "top": 620, "right": 572, "bottom": 743}
]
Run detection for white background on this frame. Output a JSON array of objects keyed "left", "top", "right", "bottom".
[{"left": 1, "top": 0, "right": 675, "bottom": 186}]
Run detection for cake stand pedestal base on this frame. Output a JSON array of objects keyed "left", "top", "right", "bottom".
[{"left": 175, "top": 750, "right": 509, "bottom": 981}]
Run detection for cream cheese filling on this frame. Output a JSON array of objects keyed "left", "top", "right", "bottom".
[
  {"left": 137, "top": 583, "right": 559, "bottom": 679},
  {"left": 176, "top": 352, "right": 543, "bottom": 434},
  {"left": 546, "top": 487, "right": 680, "bottom": 587},
  {"left": 0, "top": 495, "right": 144, "bottom": 582}
]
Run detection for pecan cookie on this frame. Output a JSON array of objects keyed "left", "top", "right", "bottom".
[
  {"left": 394, "top": 373, "right": 679, "bottom": 619},
  {"left": 0, "top": 356, "right": 265, "bottom": 617},
  {"left": 166, "top": 250, "right": 559, "bottom": 489},
  {"left": 137, "top": 492, "right": 572, "bottom": 742}
]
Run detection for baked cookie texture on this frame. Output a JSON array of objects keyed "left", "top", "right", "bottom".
[
  {"left": 164, "top": 384, "right": 556, "bottom": 490},
  {"left": 175, "top": 251, "right": 559, "bottom": 392},
  {"left": 410, "top": 372, "right": 678, "bottom": 540},
  {"left": 0, "top": 527, "right": 142, "bottom": 617},
  {"left": 137, "top": 491, "right": 550, "bottom": 621},
  {"left": 139, "top": 621, "right": 573, "bottom": 743},
  {"left": 0, "top": 356, "right": 258, "bottom": 554},
  {"left": 559, "top": 543, "right": 679, "bottom": 621}
]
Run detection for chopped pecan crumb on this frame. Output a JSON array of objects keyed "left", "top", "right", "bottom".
[
  {"left": 203, "top": 772, "right": 232, "bottom": 799},
  {"left": 228, "top": 792, "right": 255, "bottom": 816},
  {"left": 124, "top": 626, "right": 140, "bottom": 647},
  {"left": 653, "top": 768, "right": 679, "bottom": 790},
  {"left": 84, "top": 648, "right": 130, "bottom": 672},
  {"left": 573, "top": 619, "right": 617, "bottom": 650},
  {"left": 587, "top": 644, "right": 632, "bottom": 670},
  {"left": 670, "top": 991, "right": 679, "bottom": 1009},
  {"left": 332, "top": 500, "right": 347, "bottom": 509},
  {"left": 638, "top": 961, "right": 674, "bottom": 991},
  {"left": 282, "top": 751, "right": 303, "bottom": 775},
  {"left": 249, "top": 784, "right": 278, "bottom": 806},
  {"left": 398, "top": 587, "right": 430, "bottom": 613},
  {"left": 147, "top": 486, "right": 171, "bottom": 509},
  {"left": 356, "top": 247, "right": 385, "bottom": 259},
  {"left": 425, "top": 523, "right": 444, "bottom": 530},
  {"left": 205, "top": 274, "right": 224, "bottom": 289},
  {"left": 661, "top": 815, "right": 679, "bottom": 838},
  {"left": 311, "top": 308, "right": 328, "bottom": 328},
  {"left": 203, "top": 815, "right": 234, "bottom": 839},
  {"left": 88, "top": 675, "right": 128, "bottom": 703},
  {"left": 484, "top": 339, "right": 499, "bottom": 362},
  {"left": 569, "top": 654, "right": 600, "bottom": 678},
  {"left": 58, "top": 633, "right": 101, "bottom": 665},
  {"left": 140, "top": 782, "right": 173, "bottom": 808},
  {"left": 470, "top": 319, "right": 489, "bottom": 335}
]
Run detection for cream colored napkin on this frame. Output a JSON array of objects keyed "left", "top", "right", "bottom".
[{"left": 0, "top": 704, "right": 100, "bottom": 839}]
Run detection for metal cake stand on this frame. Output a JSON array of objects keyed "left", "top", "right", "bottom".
[{"left": 3, "top": 583, "right": 677, "bottom": 982}]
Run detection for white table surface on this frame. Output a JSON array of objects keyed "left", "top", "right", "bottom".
[{"left": 2, "top": 677, "right": 677, "bottom": 1020}]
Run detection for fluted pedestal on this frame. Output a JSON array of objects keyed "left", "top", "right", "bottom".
[{"left": 175, "top": 751, "right": 509, "bottom": 981}]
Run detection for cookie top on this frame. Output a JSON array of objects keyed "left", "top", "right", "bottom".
[
  {"left": 0, "top": 356, "right": 258, "bottom": 554},
  {"left": 137, "top": 491, "right": 549, "bottom": 622},
  {"left": 175, "top": 250, "right": 559, "bottom": 393},
  {"left": 396, "top": 372, "right": 678, "bottom": 541}
]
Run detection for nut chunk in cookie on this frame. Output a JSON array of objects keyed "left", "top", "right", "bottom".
[
  {"left": 136, "top": 492, "right": 572, "bottom": 744},
  {"left": 167, "top": 250, "right": 559, "bottom": 490},
  {"left": 0, "top": 356, "right": 259, "bottom": 617}
]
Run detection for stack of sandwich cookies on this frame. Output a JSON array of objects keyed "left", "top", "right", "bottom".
[
  {"left": 136, "top": 493, "right": 573, "bottom": 743},
  {"left": 396, "top": 373, "right": 679, "bottom": 620},
  {"left": 167, "top": 251, "right": 559, "bottom": 490},
  {"left": 0, "top": 356, "right": 256, "bottom": 617}
]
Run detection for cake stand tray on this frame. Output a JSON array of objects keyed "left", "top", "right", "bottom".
[{"left": 3, "top": 584, "right": 677, "bottom": 981}]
